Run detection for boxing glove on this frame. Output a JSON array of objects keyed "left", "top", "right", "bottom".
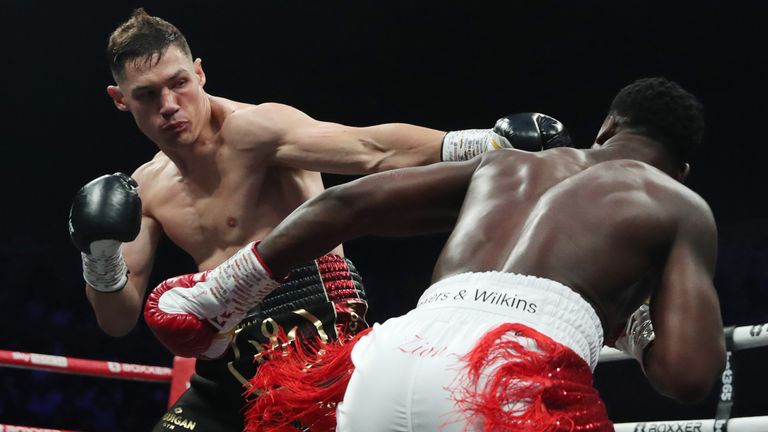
[
  {"left": 613, "top": 304, "right": 655, "bottom": 369},
  {"left": 69, "top": 173, "right": 142, "bottom": 293},
  {"left": 441, "top": 112, "right": 573, "bottom": 161},
  {"left": 144, "top": 242, "right": 280, "bottom": 359}
]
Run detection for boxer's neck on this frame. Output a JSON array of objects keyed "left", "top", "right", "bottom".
[{"left": 587, "top": 133, "right": 676, "bottom": 175}]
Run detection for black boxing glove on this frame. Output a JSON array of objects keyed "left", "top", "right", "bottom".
[
  {"left": 441, "top": 112, "right": 572, "bottom": 161},
  {"left": 68, "top": 173, "right": 141, "bottom": 293}
]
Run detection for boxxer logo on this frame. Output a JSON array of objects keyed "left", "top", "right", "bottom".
[{"left": 633, "top": 422, "right": 704, "bottom": 431}]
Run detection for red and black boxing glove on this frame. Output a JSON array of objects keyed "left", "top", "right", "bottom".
[{"left": 144, "top": 242, "right": 279, "bottom": 359}]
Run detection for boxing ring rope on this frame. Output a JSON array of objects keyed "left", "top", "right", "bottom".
[
  {"left": 0, "top": 349, "right": 172, "bottom": 382},
  {"left": 613, "top": 416, "right": 768, "bottom": 432},
  {"left": 599, "top": 322, "right": 768, "bottom": 362},
  {"left": 1, "top": 322, "right": 766, "bottom": 431},
  {"left": 0, "top": 426, "right": 78, "bottom": 432},
  {"left": 0, "top": 350, "right": 183, "bottom": 432},
  {"left": 606, "top": 323, "right": 768, "bottom": 432}
]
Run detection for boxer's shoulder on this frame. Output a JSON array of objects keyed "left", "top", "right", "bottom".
[
  {"left": 133, "top": 152, "right": 174, "bottom": 182},
  {"left": 217, "top": 102, "right": 311, "bottom": 157},
  {"left": 130, "top": 154, "right": 179, "bottom": 212},
  {"left": 214, "top": 102, "right": 283, "bottom": 150}
]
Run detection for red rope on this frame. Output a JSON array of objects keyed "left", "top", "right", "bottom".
[
  {"left": 0, "top": 350, "right": 172, "bottom": 383},
  {"left": 0, "top": 424, "right": 79, "bottom": 432}
]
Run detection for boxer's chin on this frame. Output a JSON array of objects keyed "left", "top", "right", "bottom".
[{"left": 164, "top": 128, "right": 196, "bottom": 147}]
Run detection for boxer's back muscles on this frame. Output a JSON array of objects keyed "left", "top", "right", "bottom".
[
  {"left": 436, "top": 151, "right": 716, "bottom": 330},
  {"left": 427, "top": 149, "right": 723, "bottom": 399}
]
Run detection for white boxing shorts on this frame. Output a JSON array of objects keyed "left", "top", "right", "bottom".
[{"left": 335, "top": 272, "right": 604, "bottom": 432}]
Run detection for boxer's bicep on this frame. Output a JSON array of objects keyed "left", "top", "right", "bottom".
[
  {"left": 123, "top": 214, "right": 161, "bottom": 296},
  {"left": 125, "top": 162, "right": 161, "bottom": 293}
]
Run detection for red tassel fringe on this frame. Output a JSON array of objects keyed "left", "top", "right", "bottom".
[
  {"left": 244, "top": 327, "right": 372, "bottom": 432},
  {"left": 245, "top": 322, "right": 612, "bottom": 432},
  {"left": 451, "top": 323, "right": 613, "bottom": 432}
]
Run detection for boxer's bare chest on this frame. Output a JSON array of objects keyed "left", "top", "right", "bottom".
[{"left": 146, "top": 152, "right": 323, "bottom": 270}]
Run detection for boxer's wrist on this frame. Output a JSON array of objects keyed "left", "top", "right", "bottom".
[
  {"left": 159, "top": 242, "right": 279, "bottom": 332},
  {"left": 81, "top": 240, "right": 128, "bottom": 293},
  {"left": 614, "top": 304, "right": 655, "bottom": 367},
  {"left": 200, "top": 331, "right": 236, "bottom": 360},
  {"left": 441, "top": 129, "right": 510, "bottom": 161}
]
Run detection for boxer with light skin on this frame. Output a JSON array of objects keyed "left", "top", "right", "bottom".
[
  {"left": 68, "top": 8, "right": 572, "bottom": 431},
  {"left": 144, "top": 78, "right": 726, "bottom": 431}
]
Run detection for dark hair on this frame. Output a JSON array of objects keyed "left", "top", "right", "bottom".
[
  {"left": 609, "top": 77, "right": 704, "bottom": 164},
  {"left": 107, "top": 8, "right": 192, "bottom": 82}
]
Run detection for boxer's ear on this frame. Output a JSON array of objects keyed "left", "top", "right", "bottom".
[
  {"left": 194, "top": 58, "right": 206, "bottom": 87},
  {"left": 594, "top": 115, "right": 618, "bottom": 145},
  {"left": 107, "top": 85, "right": 128, "bottom": 112},
  {"left": 677, "top": 162, "right": 690, "bottom": 182}
]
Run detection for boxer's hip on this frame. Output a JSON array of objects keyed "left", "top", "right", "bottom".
[{"left": 410, "top": 271, "right": 604, "bottom": 369}]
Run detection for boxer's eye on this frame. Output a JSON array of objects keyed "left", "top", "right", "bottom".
[{"left": 134, "top": 90, "right": 156, "bottom": 101}]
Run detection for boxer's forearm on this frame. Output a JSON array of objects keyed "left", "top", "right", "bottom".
[
  {"left": 277, "top": 122, "right": 446, "bottom": 175},
  {"left": 259, "top": 189, "right": 360, "bottom": 278},
  {"left": 260, "top": 159, "right": 478, "bottom": 277},
  {"left": 643, "top": 341, "right": 723, "bottom": 404},
  {"left": 85, "top": 280, "right": 144, "bottom": 337},
  {"left": 353, "top": 123, "right": 445, "bottom": 171}
]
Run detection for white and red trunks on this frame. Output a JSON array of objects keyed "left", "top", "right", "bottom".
[
  {"left": 246, "top": 272, "right": 612, "bottom": 432},
  {"left": 335, "top": 272, "right": 606, "bottom": 431}
]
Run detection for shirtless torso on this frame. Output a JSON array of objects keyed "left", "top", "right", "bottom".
[{"left": 257, "top": 135, "right": 724, "bottom": 405}]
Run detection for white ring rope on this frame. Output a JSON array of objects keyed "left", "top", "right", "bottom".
[
  {"left": 613, "top": 415, "right": 768, "bottom": 432},
  {"left": 600, "top": 323, "right": 768, "bottom": 362}
]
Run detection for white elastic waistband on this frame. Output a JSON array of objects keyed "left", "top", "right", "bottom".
[{"left": 416, "top": 272, "right": 604, "bottom": 369}]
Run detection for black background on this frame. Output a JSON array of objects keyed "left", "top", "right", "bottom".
[{"left": 1, "top": 1, "right": 767, "bottom": 430}]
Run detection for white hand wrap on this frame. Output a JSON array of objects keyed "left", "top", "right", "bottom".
[
  {"left": 157, "top": 242, "right": 279, "bottom": 332},
  {"left": 441, "top": 129, "right": 513, "bottom": 161},
  {"left": 614, "top": 304, "right": 656, "bottom": 366},
  {"left": 82, "top": 239, "right": 128, "bottom": 293}
]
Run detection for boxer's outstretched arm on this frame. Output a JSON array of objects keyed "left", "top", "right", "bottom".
[
  {"left": 644, "top": 197, "right": 725, "bottom": 403},
  {"left": 238, "top": 103, "right": 445, "bottom": 174},
  {"left": 258, "top": 157, "right": 484, "bottom": 277}
]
